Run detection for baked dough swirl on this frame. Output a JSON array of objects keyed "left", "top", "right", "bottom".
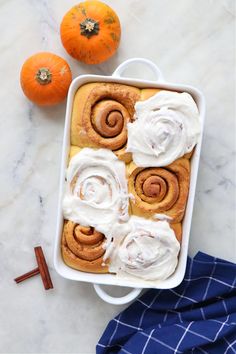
[
  {"left": 128, "top": 157, "right": 190, "bottom": 223},
  {"left": 71, "top": 82, "right": 140, "bottom": 162},
  {"left": 62, "top": 221, "right": 108, "bottom": 273}
]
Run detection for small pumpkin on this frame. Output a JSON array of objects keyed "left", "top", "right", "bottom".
[
  {"left": 60, "top": 1, "right": 121, "bottom": 64},
  {"left": 20, "top": 52, "right": 72, "bottom": 106}
]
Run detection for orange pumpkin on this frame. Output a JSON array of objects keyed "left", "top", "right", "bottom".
[
  {"left": 20, "top": 52, "right": 72, "bottom": 106},
  {"left": 60, "top": 1, "right": 121, "bottom": 64}
]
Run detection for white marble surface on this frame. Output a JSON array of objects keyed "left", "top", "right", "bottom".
[{"left": 0, "top": 0, "right": 235, "bottom": 353}]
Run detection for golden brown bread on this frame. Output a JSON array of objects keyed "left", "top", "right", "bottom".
[
  {"left": 127, "top": 158, "right": 190, "bottom": 223},
  {"left": 68, "top": 145, "right": 81, "bottom": 162},
  {"left": 140, "top": 88, "right": 161, "bottom": 101},
  {"left": 71, "top": 82, "right": 140, "bottom": 163},
  {"left": 170, "top": 223, "right": 182, "bottom": 243},
  {"left": 62, "top": 221, "right": 109, "bottom": 273}
]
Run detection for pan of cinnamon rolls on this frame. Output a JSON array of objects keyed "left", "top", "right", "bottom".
[{"left": 54, "top": 58, "right": 205, "bottom": 304}]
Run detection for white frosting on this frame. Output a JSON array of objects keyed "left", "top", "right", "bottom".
[
  {"left": 102, "top": 222, "right": 131, "bottom": 262},
  {"left": 126, "top": 90, "right": 201, "bottom": 167},
  {"left": 154, "top": 213, "right": 173, "bottom": 221},
  {"left": 128, "top": 193, "right": 136, "bottom": 202},
  {"left": 110, "top": 216, "right": 180, "bottom": 281},
  {"left": 62, "top": 148, "right": 129, "bottom": 245}
]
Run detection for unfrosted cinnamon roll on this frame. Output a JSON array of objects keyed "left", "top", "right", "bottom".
[
  {"left": 127, "top": 157, "right": 190, "bottom": 223},
  {"left": 71, "top": 82, "right": 140, "bottom": 163},
  {"left": 62, "top": 221, "right": 109, "bottom": 273}
]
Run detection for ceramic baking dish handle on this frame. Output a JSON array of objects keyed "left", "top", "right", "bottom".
[
  {"left": 112, "top": 57, "right": 164, "bottom": 82},
  {"left": 93, "top": 284, "right": 142, "bottom": 305}
]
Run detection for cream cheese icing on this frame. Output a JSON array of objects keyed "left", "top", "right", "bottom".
[
  {"left": 62, "top": 148, "right": 129, "bottom": 243},
  {"left": 126, "top": 90, "right": 201, "bottom": 167},
  {"left": 110, "top": 216, "right": 180, "bottom": 281},
  {"left": 154, "top": 213, "right": 173, "bottom": 221}
]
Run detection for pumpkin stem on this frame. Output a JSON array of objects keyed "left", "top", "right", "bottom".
[
  {"left": 36, "top": 68, "right": 52, "bottom": 85},
  {"left": 80, "top": 18, "right": 99, "bottom": 38}
]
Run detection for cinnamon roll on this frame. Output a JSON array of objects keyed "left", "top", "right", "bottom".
[
  {"left": 110, "top": 216, "right": 180, "bottom": 281},
  {"left": 127, "top": 157, "right": 190, "bottom": 223},
  {"left": 71, "top": 82, "right": 140, "bottom": 163},
  {"left": 127, "top": 89, "right": 200, "bottom": 166},
  {"left": 62, "top": 148, "right": 129, "bottom": 240},
  {"left": 62, "top": 221, "right": 109, "bottom": 273}
]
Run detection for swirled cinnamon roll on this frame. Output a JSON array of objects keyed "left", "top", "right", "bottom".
[
  {"left": 127, "top": 89, "right": 200, "bottom": 166},
  {"left": 62, "top": 221, "right": 109, "bottom": 273},
  {"left": 63, "top": 148, "right": 129, "bottom": 240},
  {"left": 71, "top": 82, "right": 140, "bottom": 163},
  {"left": 127, "top": 157, "right": 190, "bottom": 223},
  {"left": 110, "top": 216, "right": 180, "bottom": 281}
]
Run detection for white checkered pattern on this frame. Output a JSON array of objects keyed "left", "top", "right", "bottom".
[{"left": 97, "top": 252, "right": 236, "bottom": 354}]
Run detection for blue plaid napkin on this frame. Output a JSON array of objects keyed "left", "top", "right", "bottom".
[{"left": 97, "top": 252, "right": 236, "bottom": 354}]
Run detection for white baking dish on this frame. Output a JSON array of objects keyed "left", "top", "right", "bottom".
[{"left": 54, "top": 58, "right": 205, "bottom": 305}]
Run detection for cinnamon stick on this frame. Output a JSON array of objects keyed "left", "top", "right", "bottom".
[
  {"left": 14, "top": 246, "right": 53, "bottom": 291},
  {"left": 14, "top": 267, "right": 40, "bottom": 283},
  {"left": 34, "top": 246, "right": 53, "bottom": 290}
]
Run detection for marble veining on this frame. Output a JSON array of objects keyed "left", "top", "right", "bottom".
[{"left": 0, "top": 0, "right": 235, "bottom": 353}]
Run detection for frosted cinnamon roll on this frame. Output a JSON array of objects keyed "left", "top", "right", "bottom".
[
  {"left": 126, "top": 90, "right": 201, "bottom": 167},
  {"left": 62, "top": 221, "right": 109, "bottom": 273},
  {"left": 110, "top": 216, "right": 180, "bottom": 281},
  {"left": 71, "top": 82, "right": 140, "bottom": 163},
  {"left": 127, "top": 158, "right": 190, "bottom": 223},
  {"left": 62, "top": 148, "right": 129, "bottom": 246}
]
